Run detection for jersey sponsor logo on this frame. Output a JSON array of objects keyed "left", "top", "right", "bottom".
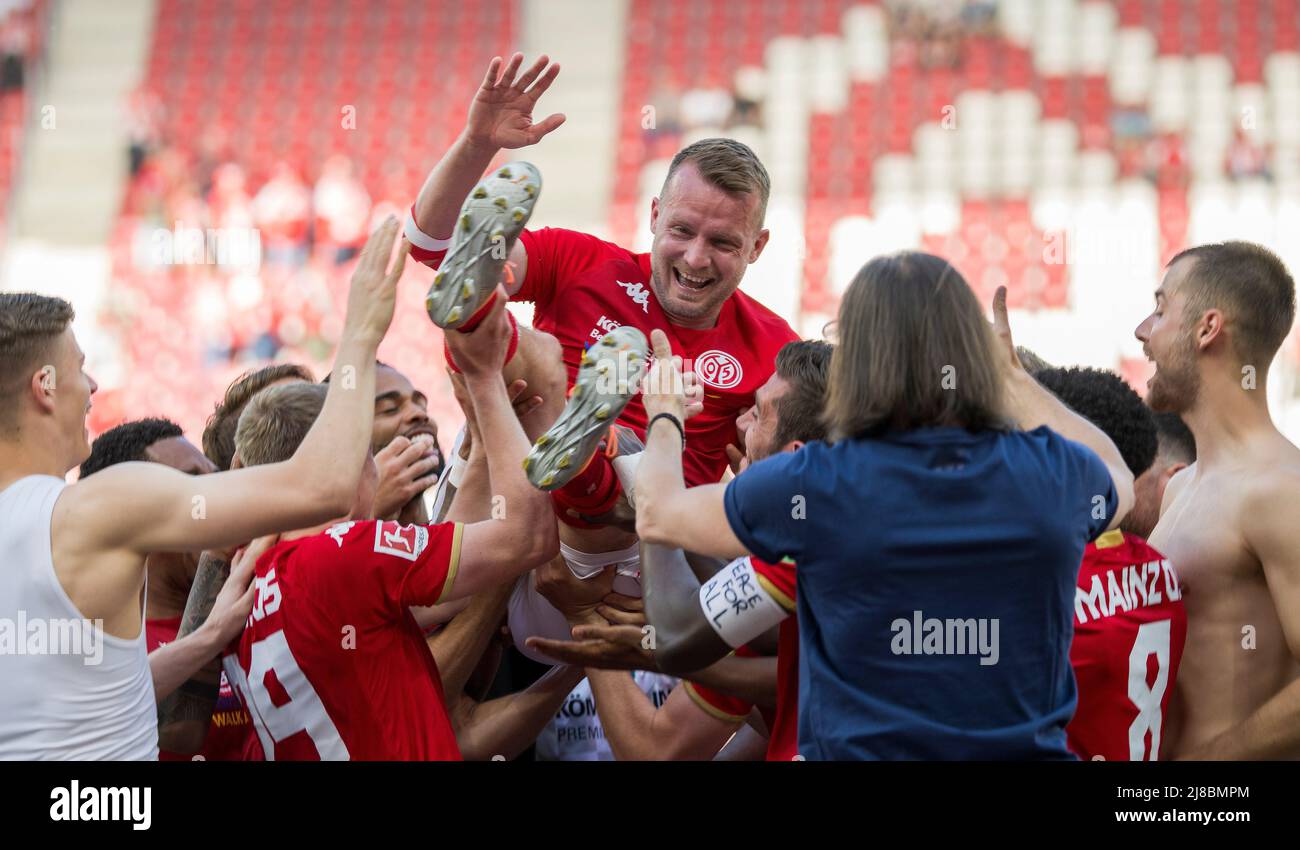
[
  {"left": 373, "top": 521, "right": 429, "bottom": 561},
  {"left": 616, "top": 280, "right": 651, "bottom": 314},
  {"left": 325, "top": 522, "right": 357, "bottom": 548},
  {"left": 694, "top": 349, "right": 743, "bottom": 390},
  {"left": 589, "top": 315, "right": 622, "bottom": 342}
]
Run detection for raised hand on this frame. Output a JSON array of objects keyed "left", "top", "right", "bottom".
[
  {"left": 641, "top": 329, "right": 688, "bottom": 422},
  {"left": 201, "top": 535, "right": 278, "bottom": 647},
  {"left": 465, "top": 53, "right": 566, "bottom": 151},
  {"left": 990, "top": 285, "right": 1025, "bottom": 373},
  {"left": 342, "top": 216, "right": 410, "bottom": 346}
]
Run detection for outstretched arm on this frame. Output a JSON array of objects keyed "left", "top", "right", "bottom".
[
  {"left": 442, "top": 294, "right": 559, "bottom": 599},
  {"left": 640, "top": 543, "right": 732, "bottom": 675},
  {"left": 587, "top": 670, "right": 740, "bottom": 761},
  {"left": 56, "top": 220, "right": 409, "bottom": 568},
  {"left": 155, "top": 538, "right": 278, "bottom": 751},
  {"left": 992, "top": 287, "right": 1135, "bottom": 530},
  {"left": 411, "top": 53, "right": 564, "bottom": 284},
  {"left": 149, "top": 539, "right": 269, "bottom": 725},
  {"left": 453, "top": 665, "right": 585, "bottom": 761},
  {"left": 635, "top": 329, "right": 746, "bottom": 558}
]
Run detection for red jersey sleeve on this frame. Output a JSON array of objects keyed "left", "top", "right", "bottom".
[
  {"left": 750, "top": 557, "right": 797, "bottom": 614},
  {"left": 516, "top": 227, "right": 624, "bottom": 312},
  {"left": 327, "top": 520, "right": 464, "bottom": 613},
  {"left": 683, "top": 644, "right": 763, "bottom": 723}
]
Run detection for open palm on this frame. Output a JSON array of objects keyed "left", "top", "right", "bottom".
[{"left": 468, "top": 53, "right": 566, "bottom": 150}]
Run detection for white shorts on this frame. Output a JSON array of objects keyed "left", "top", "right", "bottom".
[{"left": 508, "top": 541, "right": 641, "bottom": 665}]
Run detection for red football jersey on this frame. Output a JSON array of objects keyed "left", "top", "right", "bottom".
[
  {"left": 147, "top": 617, "right": 254, "bottom": 761},
  {"left": 684, "top": 557, "right": 799, "bottom": 761},
  {"left": 222, "top": 520, "right": 465, "bottom": 761},
  {"left": 1067, "top": 530, "right": 1186, "bottom": 761},
  {"left": 413, "top": 227, "right": 799, "bottom": 485}
]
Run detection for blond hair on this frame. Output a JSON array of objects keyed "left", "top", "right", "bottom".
[{"left": 234, "top": 382, "right": 327, "bottom": 467}]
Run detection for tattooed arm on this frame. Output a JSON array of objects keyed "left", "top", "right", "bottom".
[{"left": 154, "top": 540, "right": 265, "bottom": 753}]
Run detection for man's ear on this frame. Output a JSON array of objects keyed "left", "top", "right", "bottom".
[
  {"left": 30, "top": 366, "right": 57, "bottom": 415},
  {"left": 780, "top": 439, "right": 805, "bottom": 454},
  {"left": 1195, "top": 308, "right": 1226, "bottom": 351},
  {"left": 749, "top": 228, "right": 770, "bottom": 264},
  {"left": 649, "top": 196, "right": 660, "bottom": 232},
  {"left": 1162, "top": 461, "right": 1188, "bottom": 484}
]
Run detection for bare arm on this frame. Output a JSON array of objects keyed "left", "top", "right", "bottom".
[
  {"left": 1179, "top": 474, "right": 1300, "bottom": 759},
  {"left": 412, "top": 54, "right": 564, "bottom": 285},
  {"left": 150, "top": 541, "right": 263, "bottom": 715},
  {"left": 453, "top": 664, "right": 585, "bottom": 761},
  {"left": 714, "top": 720, "right": 770, "bottom": 761},
  {"left": 427, "top": 580, "right": 515, "bottom": 706},
  {"left": 55, "top": 221, "right": 408, "bottom": 568},
  {"left": 586, "top": 670, "right": 739, "bottom": 761},
  {"left": 686, "top": 654, "right": 778, "bottom": 711},
  {"left": 993, "top": 288, "right": 1135, "bottom": 530},
  {"left": 1006, "top": 369, "right": 1135, "bottom": 530},
  {"left": 636, "top": 330, "right": 747, "bottom": 558},
  {"left": 641, "top": 543, "right": 733, "bottom": 675},
  {"left": 443, "top": 298, "right": 559, "bottom": 600},
  {"left": 154, "top": 551, "right": 230, "bottom": 751}
]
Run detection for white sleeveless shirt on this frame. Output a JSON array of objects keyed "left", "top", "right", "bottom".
[{"left": 0, "top": 475, "right": 158, "bottom": 759}]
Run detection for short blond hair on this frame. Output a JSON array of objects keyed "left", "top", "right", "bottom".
[
  {"left": 663, "top": 138, "right": 771, "bottom": 227},
  {"left": 234, "top": 382, "right": 326, "bottom": 467}
]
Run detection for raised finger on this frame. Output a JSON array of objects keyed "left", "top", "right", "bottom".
[
  {"left": 497, "top": 52, "right": 525, "bottom": 89},
  {"left": 384, "top": 238, "right": 412, "bottom": 288},
  {"left": 525, "top": 62, "right": 561, "bottom": 100},
  {"left": 480, "top": 56, "right": 502, "bottom": 90},
  {"left": 513, "top": 54, "right": 549, "bottom": 92}
]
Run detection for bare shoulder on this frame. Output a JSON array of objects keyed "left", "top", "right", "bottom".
[
  {"left": 1159, "top": 461, "right": 1196, "bottom": 515},
  {"left": 52, "top": 461, "right": 173, "bottom": 553},
  {"left": 1240, "top": 442, "right": 1300, "bottom": 556}
]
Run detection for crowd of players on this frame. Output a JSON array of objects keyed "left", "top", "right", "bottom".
[{"left": 1, "top": 53, "right": 1298, "bottom": 761}]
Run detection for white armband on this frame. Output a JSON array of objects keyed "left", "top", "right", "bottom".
[
  {"left": 405, "top": 211, "right": 451, "bottom": 252},
  {"left": 698, "top": 557, "right": 789, "bottom": 649}
]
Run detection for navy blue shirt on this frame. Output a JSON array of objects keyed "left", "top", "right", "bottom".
[{"left": 723, "top": 426, "right": 1116, "bottom": 760}]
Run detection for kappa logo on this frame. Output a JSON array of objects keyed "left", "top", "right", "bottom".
[
  {"left": 325, "top": 522, "right": 357, "bottom": 548},
  {"left": 373, "top": 521, "right": 429, "bottom": 561},
  {"left": 694, "top": 349, "right": 743, "bottom": 390},
  {"left": 616, "top": 280, "right": 651, "bottom": 314}
]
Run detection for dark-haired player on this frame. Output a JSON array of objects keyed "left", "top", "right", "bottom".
[
  {"left": 1135, "top": 241, "right": 1300, "bottom": 758},
  {"left": 1123, "top": 412, "right": 1195, "bottom": 540},
  {"left": 80, "top": 418, "right": 255, "bottom": 760},
  {"left": 1035, "top": 366, "right": 1187, "bottom": 760}
]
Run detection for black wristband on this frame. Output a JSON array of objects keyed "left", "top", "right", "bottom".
[{"left": 647, "top": 412, "right": 686, "bottom": 448}]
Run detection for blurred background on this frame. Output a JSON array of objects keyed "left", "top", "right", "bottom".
[{"left": 1, "top": 0, "right": 1298, "bottom": 442}]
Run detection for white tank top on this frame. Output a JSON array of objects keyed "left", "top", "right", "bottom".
[{"left": 0, "top": 475, "right": 158, "bottom": 760}]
